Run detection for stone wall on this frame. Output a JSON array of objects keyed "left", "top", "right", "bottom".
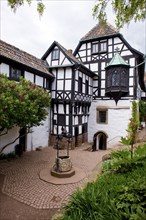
[{"left": 49, "top": 133, "right": 88, "bottom": 149}]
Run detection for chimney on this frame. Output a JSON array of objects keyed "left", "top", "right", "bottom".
[{"left": 67, "top": 49, "right": 73, "bottom": 54}]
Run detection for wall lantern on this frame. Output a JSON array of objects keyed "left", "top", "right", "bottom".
[{"left": 105, "top": 52, "right": 130, "bottom": 104}]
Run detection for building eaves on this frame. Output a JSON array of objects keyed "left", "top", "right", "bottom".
[{"left": 0, "top": 40, "right": 53, "bottom": 78}]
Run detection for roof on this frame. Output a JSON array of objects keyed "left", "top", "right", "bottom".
[
  {"left": 81, "top": 22, "right": 118, "bottom": 41},
  {"left": 0, "top": 40, "right": 53, "bottom": 77},
  {"left": 42, "top": 41, "right": 81, "bottom": 65},
  {"left": 106, "top": 52, "right": 130, "bottom": 68},
  {"left": 42, "top": 41, "right": 96, "bottom": 77}
]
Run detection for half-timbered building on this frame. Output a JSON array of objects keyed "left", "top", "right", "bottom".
[
  {"left": 0, "top": 40, "right": 54, "bottom": 153},
  {"left": 0, "top": 22, "right": 145, "bottom": 153},
  {"left": 42, "top": 41, "right": 95, "bottom": 148},
  {"left": 73, "top": 22, "right": 145, "bottom": 149}
]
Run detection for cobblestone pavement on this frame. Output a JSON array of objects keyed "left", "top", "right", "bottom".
[
  {"left": 1, "top": 129, "right": 145, "bottom": 220},
  {"left": 0, "top": 145, "right": 114, "bottom": 211}
]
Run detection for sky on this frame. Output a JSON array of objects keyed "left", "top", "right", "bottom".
[{"left": 0, "top": 0, "right": 146, "bottom": 59}]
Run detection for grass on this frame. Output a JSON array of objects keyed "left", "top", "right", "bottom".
[{"left": 55, "top": 144, "right": 146, "bottom": 220}]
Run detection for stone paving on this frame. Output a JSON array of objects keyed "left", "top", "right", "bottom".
[{"left": 0, "top": 145, "right": 114, "bottom": 210}]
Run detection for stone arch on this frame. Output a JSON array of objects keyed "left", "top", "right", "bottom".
[{"left": 92, "top": 131, "right": 108, "bottom": 151}]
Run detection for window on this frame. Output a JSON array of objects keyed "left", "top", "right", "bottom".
[
  {"left": 10, "top": 67, "right": 23, "bottom": 81},
  {"left": 78, "top": 115, "right": 82, "bottom": 124},
  {"left": 96, "top": 108, "right": 108, "bottom": 124},
  {"left": 92, "top": 41, "right": 107, "bottom": 54},
  {"left": 92, "top": 43, "right": 99, "bottom": 54},
  {"left": 100, "top": 42, "right": 107, "bottom": 52},
  {"left": 85, "top": 80, "right": 89, "bottom": 95},
  {"left": 78, "top": 77, "right": 82, "bottom": 93},
  {"left": 52, "top": 49, "right": 59, "bottom": 60},
  {"left": 112, "top": 70, "right": 120, "bottom": 87},
  {"left": 57, "top": 114, "right": 66, "bottom": 126},
  {"left": 46, "top": 78, "right": 51, "bottom": 90}
]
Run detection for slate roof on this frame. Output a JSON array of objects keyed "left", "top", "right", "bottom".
[
  {"left": 81, "top": 22, "right": 118, "bottom": 41},
  {"left": 0, "top": 40, "right": 53, "bottom": 77}
]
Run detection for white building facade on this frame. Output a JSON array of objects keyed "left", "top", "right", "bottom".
[{"left": 0, "top": 22, "right": 145, "bottom": 153}]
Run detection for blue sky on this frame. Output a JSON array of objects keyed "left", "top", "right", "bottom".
[{"left": 1, "top": 0, "right": 146, "bottom": 58}]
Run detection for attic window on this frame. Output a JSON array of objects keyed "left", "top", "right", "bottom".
[
  {"left": 92, "top": 42, "right": 99, "bottom": 54},
  {"left": 100, "top": 41, "right": 107, "bottom": 52},
  {"left": 52, "top": 49, "right": 59, "bottom": 60},
  {"left": 92, "top": 41, "right": 107, "bottom": 54}
]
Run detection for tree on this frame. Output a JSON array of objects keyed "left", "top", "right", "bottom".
[
  {"left": 121, "top": 101, "right": 139, "bottom": 158},
  {"left": 7, "top": 0, "right": 45, "bottom": 15},
  {"left": 93, "top": 0, "right": 146, "bottom": 29},
  {"left": 139, "top": 100, "right": 146, "bottom": 122},
  {"left": 0, "top": 74, "right": 51, "bottom": 153}
]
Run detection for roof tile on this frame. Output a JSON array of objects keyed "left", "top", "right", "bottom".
[
  {"left": 0, "top": 40, "right": 53, "bottom": 77},
  {"left": 81, "top": 22, "right": 118, "bottom": 41}
]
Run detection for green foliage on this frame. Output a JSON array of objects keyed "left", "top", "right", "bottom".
[
  {"left": 93, "top": 0, "right": 146, "bottom": 29},
  {"left": 0, "top": 74, "right": 51, "bottom": 131},
  {"left": 0, "top": 152, "right": 16, "bottom": 160},
  {"left": 139, "top": 100, "right": 146, "bottom": 122},
  {"left": 0, "top": 73, "right": 51, "bottom": 152},
  {"left": 56, "top": 145, "right": 146, "bottom": 220},
  {"left": 102, "top": 145, "right": 146, "bottom": 173},
  {"left": 7, "top": 0, "right": 45, "bottom": 15},
  {"left": 121, "top": 101, "right": 139, "bottom": 158}
]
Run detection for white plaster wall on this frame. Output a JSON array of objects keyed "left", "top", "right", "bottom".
[
  {"left": 0, "top": 63, "right": 9, "bottom": 76},
  {"left": 88, "top": 100, "right": 132, "bottom": 147},
  {"left": 0, "top": 126, "right": 19, "bottom": 154},
  {"left": 1, "top": 111, "right": 50, "bottom": 154},
  {"left": 27, "top": 112, "right": 50, "bottom": 150}
]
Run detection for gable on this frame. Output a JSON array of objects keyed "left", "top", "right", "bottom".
[
  {"left": 42, "top": 41, "right": 80, "bottom": 67},
  {"left": 44, "top": 45, "right": 74, "bottom": 67}
]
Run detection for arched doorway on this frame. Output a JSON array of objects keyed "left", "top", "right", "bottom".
[{"left": 93, "top": 131, "right": 108, "bottom": 150}]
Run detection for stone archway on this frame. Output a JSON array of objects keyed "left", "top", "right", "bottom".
[{"left": 92, "top": 131, "right": 108, "bottom": 151}]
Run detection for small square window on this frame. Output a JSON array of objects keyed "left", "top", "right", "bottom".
[
  {"left": 52, "top": 49, "right": 59, "bottom": 60},
  {"left": 96, "top": 109, "right": 108, "bottom": 124}
]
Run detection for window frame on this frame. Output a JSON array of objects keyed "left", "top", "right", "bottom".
[
  {"left": 85, "top": 80, "right": 89, "bottom": 95},
  {"left": 52, "top": 49, "right": 59, "bottom": 60},
  {"left": 9, "top": 66, "right": 24, "bottom": 81},
  {"left": 78, "top": 77, "right": 82, "bottom": 93},
  {"left": 92, "top": 41, "right": 107, "bottom": 54},
  {"left": 96, "top": 108, "right": 108, "bottom": 124},
  {"left": 99, "top": 41, "right": 107, "bottom": 53},
  {"left": 57, "top": 114, "right": 66, "bottom": 126}
]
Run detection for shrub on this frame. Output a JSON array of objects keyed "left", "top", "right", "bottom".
[{"left": 56, "top": 145, "right": 146, "bottom": 220}]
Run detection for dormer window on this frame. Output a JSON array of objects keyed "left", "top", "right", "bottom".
[{"left": 52, "top": 49, "right": 59, "bottom": 60}]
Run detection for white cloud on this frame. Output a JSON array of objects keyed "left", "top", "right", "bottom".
[{"left": 0, "top": 0, "right": 146, "bottom": 58}]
